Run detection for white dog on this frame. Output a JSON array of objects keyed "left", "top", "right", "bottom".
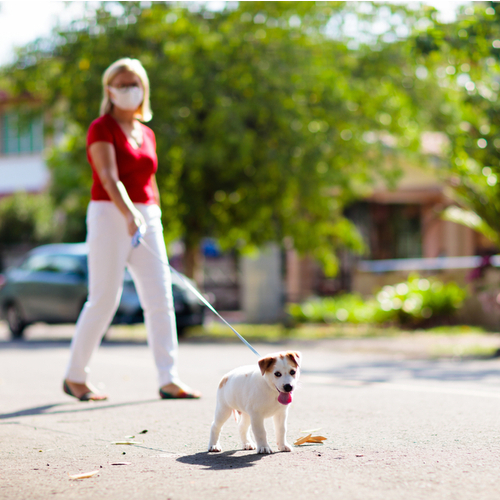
[{"left": 208, "top": 351, "right": 301, "bottom": 454}]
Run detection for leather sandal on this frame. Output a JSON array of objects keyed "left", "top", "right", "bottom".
[
  {"left": 63, "top": 380, "right": 108, "bottom": 402},
  {"left": 159, "top": 387, "right": 201, "bottom": 400}
]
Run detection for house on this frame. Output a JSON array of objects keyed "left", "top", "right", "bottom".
[
  {"left": 283, "top": 132, "right": 500, "bottom": 327},
  {"left": 0, "top": 91, "right": 50, "bottom": 197}
]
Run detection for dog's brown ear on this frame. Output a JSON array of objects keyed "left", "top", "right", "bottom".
[
  {"left": 258, "top": 356, "right": 276, "bottom": 376},
  {"left": 286, "top": 351, "right": 302, "bottom": 368}
]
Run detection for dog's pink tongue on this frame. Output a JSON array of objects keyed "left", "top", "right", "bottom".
[{"left": 278, "top": 391, "right": 292, "bottom": 405}]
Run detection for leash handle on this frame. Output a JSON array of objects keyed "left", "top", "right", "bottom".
[{"left": 132, "top": 225, "right": 146, "bottom": 248}]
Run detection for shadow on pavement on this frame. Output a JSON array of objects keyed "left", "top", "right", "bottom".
[
  {"left": 0, "top": 339, "right": 71, "bottom": 349},
  {"left": 0, "top": 399, "right": 160, "bottom": 420},
  {"left": 302, "top": 358, "right": 500, "bottom": 385},
  {"left": 0, "top": 338, "right": 150, "bottom": 350},
  {"left": 177, "top": 450, "right": 265, "bottom": 470}
]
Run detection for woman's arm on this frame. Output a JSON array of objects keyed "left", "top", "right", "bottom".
[{"left": 88, "top": 141, "right": 145, "bottom": 236}]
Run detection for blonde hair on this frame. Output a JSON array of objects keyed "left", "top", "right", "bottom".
[{"left": 99, "top": 58, "right": 152, "bottom": 122}]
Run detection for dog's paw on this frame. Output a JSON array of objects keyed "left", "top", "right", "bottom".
[
  {"left": 208, "top": 444, "right": 222, "bottom": 453},
  {"left": 257, "top": 445, "right": 273, "bottom": 454},
  {"left": 243, "top": 441, "right": 256, "bottom": 451},
  {"left": 278, "top": 443, "right": 292, "bottom": 452}
]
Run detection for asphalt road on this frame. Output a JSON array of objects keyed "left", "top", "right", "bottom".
[{"left": 2, "top": 323, "right": 500, "bottom": 500}]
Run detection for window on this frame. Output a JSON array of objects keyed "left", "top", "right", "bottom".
[
  {"left": 20, "top": 255, "right": 51, "bottom": 273},
  {"left": 347, "top": 202, "right": 422, "bottom": 260},
  {"left": 21, "top": 254, "right": 86, "bottom": 275},
  {"left": 391, "top": 205, "right": 422, "bottom": 259},
  {"left": 1, "top": 111, "right": 43, "bottom": 155},
  {"left": 47, "top": 255, "right": 86, "bottom": 275}
]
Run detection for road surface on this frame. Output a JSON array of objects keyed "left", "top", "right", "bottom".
[{"left": 1, "top": 323, "right": 500, "bottom": 499}]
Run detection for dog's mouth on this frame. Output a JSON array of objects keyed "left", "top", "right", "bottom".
[{"left": 276, "top": 388, "right": 293, "bottom": 405}]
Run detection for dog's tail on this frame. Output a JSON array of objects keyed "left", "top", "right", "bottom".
[{"left": 232, "top": 410, "right": 242, "bottom": 422}]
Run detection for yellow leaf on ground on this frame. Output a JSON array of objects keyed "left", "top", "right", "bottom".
[
  {"left": 294, "top": 434, "right": 312, "bottom": 446},
  {"left": 308, "top": 436, "right": 327, "bottom": 443},
  {"left": 68, "top": 470, "right": 99, "bottom": 480},
  {"left": 294, "top": 434, "right": 327, "bottom": 446}
]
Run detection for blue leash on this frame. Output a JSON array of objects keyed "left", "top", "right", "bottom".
[{"left": 132, "top": 227, "right": 261, "bottom": 357}]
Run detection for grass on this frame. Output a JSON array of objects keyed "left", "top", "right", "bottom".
[
  {"left": 430, "top": 343, "right": 500, "bottom": 359},
  {"left": 184, "top": 322, "right": 489, "bottom": 342},
  {"left": 183, "top": 322, "right": 395, "bottom": 341},
  {"left": 108, "top": 322, "right": 489, "bottom": 343}
]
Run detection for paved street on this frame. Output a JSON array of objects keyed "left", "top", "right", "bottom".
[{"left": 2, "top": 322, "right": 500, "bottom": 500}]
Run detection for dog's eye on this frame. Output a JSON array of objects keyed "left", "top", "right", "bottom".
[
  {"left": 290, "top": 370, "right": 296, "bottom": 376},
  {"left": 274, "top": 371, "right": 282, "bottom": 377}
]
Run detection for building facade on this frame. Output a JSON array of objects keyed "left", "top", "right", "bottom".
[
  {"left": 284, "top": 133, "right": 496, "bottom": 308},
  {"left": 0, "top": 92, "right": 49, "bottom": 197}
]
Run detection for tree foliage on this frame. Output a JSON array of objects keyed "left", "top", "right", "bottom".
[
  {"left": 412, "top": 2, "right": 500, "bottom": 247},
  {"left": 4, "top": 1, "right": 433, "bottom": 276},
  {"left": 0, "top": 192, "right": 56, "bottom": 247}
]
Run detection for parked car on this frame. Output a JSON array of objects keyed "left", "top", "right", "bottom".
[{"left": 0, "top": 243, "right": 205, "bottom": 340}]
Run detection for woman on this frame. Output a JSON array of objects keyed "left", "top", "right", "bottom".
[{"left": 63, "top": 58, "right": 201, "bottom": 401}]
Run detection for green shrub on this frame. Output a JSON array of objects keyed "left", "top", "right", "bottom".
[
  {"left": 288, "top": 293, "right": 376, "bottom": 324},
  {"left": 0, "top": 191, "right": 58, "bottom": 245},
  {"left": 288, "top": 274, "right": 467, "bottom": 327},
  {"left": 372, "top": 274, "right": 467, "bottom": 326}
]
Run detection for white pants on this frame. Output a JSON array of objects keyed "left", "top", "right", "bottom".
[{"left": 65, "top": 201, "right": 180, "bottom": 388}]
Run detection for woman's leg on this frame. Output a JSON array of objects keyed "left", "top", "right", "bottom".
[
  {"left": 64, "top": 202, "right": 130, "bottom": 387},
  {"left": 127, "top": 204, "right": 181, "bottom": 388}
]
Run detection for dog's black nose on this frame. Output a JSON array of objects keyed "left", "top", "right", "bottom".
[{"left": 283, "top": 384, "right": 293, "bottom": 393}]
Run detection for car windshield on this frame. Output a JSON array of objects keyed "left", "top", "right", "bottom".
[{"left": 20, "top": 254, "right": 87, "bottom": 275}]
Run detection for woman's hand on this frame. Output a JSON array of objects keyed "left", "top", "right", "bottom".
[{"left": 126, "top": 209, "right": 146, "bottom": 237}]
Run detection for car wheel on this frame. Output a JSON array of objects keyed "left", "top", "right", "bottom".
[{"left": 6, "top": 302, "right": 26, "bottom": 340}]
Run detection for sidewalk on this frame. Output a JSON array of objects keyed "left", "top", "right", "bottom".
[{"left": 2, "top": 323, "right": 500, "bottom": 499}]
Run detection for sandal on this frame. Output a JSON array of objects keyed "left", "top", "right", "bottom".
[
  {"left": 159, "top": 387, "right": 201, "bottom": 400},
  {"left": 63, "top": 380, "right": 108, "bottom": 402}
]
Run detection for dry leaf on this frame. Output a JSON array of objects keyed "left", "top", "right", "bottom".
[
  {"left": 294, "top": 434, "right": 312, "bottom": 446},
  {"left": 111, "top": 441, "right": 142, "bottom": 445},
  {"left": 294, "top": 434, "right": 327, "bottom": 446},
  {"left": 68, "top": 470, "right": 99, "bottom": 480},
  {"left": 308, "top": 436, "right": 327, "bottom": 442}
]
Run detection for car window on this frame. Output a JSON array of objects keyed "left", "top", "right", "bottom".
[
  {"left": 20, "top": 254, "right": 51, "bottom": 272},
  {"left": 20, "top": 254, "right": 85, "bottom": 275},
  {"left": 48, "top": 255, "right": 85, "bottom": 275}
]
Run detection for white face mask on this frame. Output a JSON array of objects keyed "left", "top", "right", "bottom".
[{"left": 108, "top": 86, "right": 144, "bottom": 111}]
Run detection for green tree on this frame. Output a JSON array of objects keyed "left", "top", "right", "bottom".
[
  {"left": 412, "top": 2, "right": 500, "bottom": 248},
  {"left": 4, "top": 1, "right": 431, "bottom": 278},
  {"left": 0, "top": 192, "right": 57, "bottom": 269}
]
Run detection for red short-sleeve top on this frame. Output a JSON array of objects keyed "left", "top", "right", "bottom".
[{"left": 87, "top": 114, "right": 158, "bottom": 204}]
